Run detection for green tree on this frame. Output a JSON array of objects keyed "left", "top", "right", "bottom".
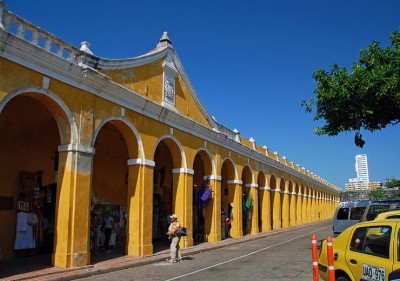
[
  {"left": 369, "top": 188, "right": 387, "bottom": 200},
  {"left": 302, "top": 32, "right": 400, "bottom": 147},
  {"left": 385, "top": 177, "right": 400, "bottom": 188}
]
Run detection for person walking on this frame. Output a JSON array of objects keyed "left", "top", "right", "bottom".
[
  {"left": 166, "top": 214, "right": 182, "bottom": 263},
  {"left": 103, "top": 211, "right": 114, "bottom": 253}
]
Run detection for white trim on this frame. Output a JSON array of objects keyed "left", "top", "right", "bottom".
[
  {"left": 58, "top": 144, "right": 95, "bottom": 154},
  {"left": 270, "top": 188, "right": 281, "bottom": 193},
  {"left": 259, "top": 186, "right": 270, "bottom": 191},
  {"left": 0, "top": 87, "right": 79, "bottom": 145},
  {"left": 245, "top": 183, "right": 258, "bottom": 188},
  {"left": 227, "top": 180, "right": 242, "bottom": 185},
  {"left": 204, "top": 175, "right": 221, "bottom": 181},
  {"left": 127, "top": 158, "right": 155, "bottom": 167},
  {"left": 92, "top": 116, "right": 145, "bottom": 160},
  {"left": 154, "top": 135, "right": 187, "bottom": 170},
  {"left": 172, "top": 168, "right": 194, "bottom": 175},
  {"left": 194, "top": 148, "right": 217, "bottom": 178}
]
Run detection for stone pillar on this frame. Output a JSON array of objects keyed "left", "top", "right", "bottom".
[
  {"left": 52, "top": 144, "right": 94, "bottom": 268},
  {"left": 310, "top": 190, "right": 315, "bottom": 222},
  {"left": 307, "top": 191, "right": 312, "bottom": 223},
  {"left": 281, "top": 183, "right": 289, "bottom": 228},
  {"left": 289, "top": 191, "right": 297, "bottom": 227},
  {"left": 248, "top": 184, "right": 259, "bottom": 234},
  {"left": 272, "top": 187, "right": 281, "bottom": 229},
  {"left": 259, "top": 186, "right": 271, "bottom": 232},
  {"left": 173, "top": 168, "right": 194, "bottom": 248},
  {"left": 207, "top": 175, "right": 222, "bottom": 242},
  {"left": 296, "top": 188, "right": 302, "bottom": 225},
  {"left": 227, "top": 180, "right": 243, "bottom": 238},
  {"left": 302, "top": 192, "right": 309, "bottom": 223},
  {"left": 126, "top": 159, "right": 154, "bottom": 256}
]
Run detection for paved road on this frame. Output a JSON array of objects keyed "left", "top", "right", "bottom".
[{"left": 78, "top": 221, "right": 332, "bottom": 281}]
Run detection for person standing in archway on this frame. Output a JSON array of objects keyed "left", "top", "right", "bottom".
[
  {"left": 166, "top": 214, "right": 182, "bottom": 263},
  {"left": 103, "top": 211, "right": 114, "bottom": 253}
]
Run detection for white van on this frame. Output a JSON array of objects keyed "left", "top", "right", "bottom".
[{"left": 332, "top": 200, "right": 372, "bottom": 237}]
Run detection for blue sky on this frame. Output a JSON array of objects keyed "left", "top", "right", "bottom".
[{"left": 5, "top": 1, "right": 400, "bottom": 189}]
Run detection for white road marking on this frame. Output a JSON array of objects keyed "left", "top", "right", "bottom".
[{"left": 163, "top": 225, "right": 330, "bottom": 281}]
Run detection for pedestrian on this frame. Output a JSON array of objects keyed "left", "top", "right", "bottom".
[
  {"left": 90, "top": 213, "right": 100, "bottom": 254},
  {"left": 103, "top": 211, "right": 114, "bottom": 253},
  {"left": 166, "top": 214, "right": 182, "bottom": 263}
]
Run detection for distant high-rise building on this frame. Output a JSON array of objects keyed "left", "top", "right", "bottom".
[
  {"left": 346, "top": 154, "right": 375, "bottom": 191},
  {"left": 355, "top": 154, "right": 369, "bottom": 183}
]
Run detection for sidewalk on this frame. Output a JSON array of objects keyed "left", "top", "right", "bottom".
[{"left": 0, "top": 221, "right": 325, "bottom": 281}]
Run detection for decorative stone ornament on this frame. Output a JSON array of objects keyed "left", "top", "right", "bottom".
[
  {"left": 162, "top": 52, "right": 179, "bottom": 110},
  {"left": 80, "top": 41, "right": 93, "bottom": 55}
]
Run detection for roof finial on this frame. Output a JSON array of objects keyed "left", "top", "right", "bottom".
[
  {"left": 157, "top": 32, "right": 173, "bottom": 48},
  {"left": 160, "top": 32, "right": 171, "bottom": 44},
  {"left": 80, "top": 41, "right": 93, "bottom": 55}
]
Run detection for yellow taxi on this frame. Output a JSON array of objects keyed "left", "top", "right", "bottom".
[
  {"left": 375, "top": 210, "right": 400, "bottom": 220},
  {"left": 318, "top": 219, "right": 400, "bottom": 281}
]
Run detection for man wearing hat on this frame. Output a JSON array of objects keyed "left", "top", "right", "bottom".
[{"left": 166, "top": 214, "right": 182, "bottom": 263}]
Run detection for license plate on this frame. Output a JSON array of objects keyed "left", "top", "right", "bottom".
[{"left": 362, "top": 264, "right": 386, "bottom": 281}]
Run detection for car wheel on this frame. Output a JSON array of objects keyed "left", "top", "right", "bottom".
[{"left": 336, "top": 277, "right": 350, "bottom": 281}]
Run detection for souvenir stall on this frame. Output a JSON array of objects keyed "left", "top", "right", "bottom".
[
  {"left": 14, "top": 172, "right": 56, "bottom": 256},
  {"left": 90, "top": 202, "right": 127, "bottom": 250},
  {"left": 193, "top": 181, "right": 212, "bottom": 242}
]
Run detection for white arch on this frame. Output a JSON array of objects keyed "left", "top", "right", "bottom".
[
  {"left": 193, "top": 147, "right": 217, "bottom": 178},
  {"left": 268, "top": 172, "right": 278, "bottom": 188},
  {"left": 242, "top": 164, "right": 254, "bottom": 184},
  {"left": 92, "top": 116, "right": 145, "bottom": 160},
  {"left": 221, "top": 156, "right": 239, "bottom": 180},
  {"left": 0, "top": 87, "right": 78, "bottom": 144},
  {"left": 153, "top": 134, "right": 187, "bottom": 170},
  {"left": 256, "top": 169, "right": 267, "bottom": 187}
]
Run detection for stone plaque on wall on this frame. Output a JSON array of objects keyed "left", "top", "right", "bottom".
[{"left": 162, "top": 53, "right": 179, "bottom": 110}]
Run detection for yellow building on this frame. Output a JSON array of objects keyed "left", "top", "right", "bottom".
[{"left": 0, "top": 1, "right": 340, "bottom": 269}]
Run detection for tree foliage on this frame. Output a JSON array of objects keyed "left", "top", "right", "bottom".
[
  {"left": 369, "top": 188, "right": 387, "bottom": 200},
  {"left": 302, "top": 32, "right": 400, "bottom": 147},
  {"left": 385, "top": 177, "right": 400, "bottom": 189}
]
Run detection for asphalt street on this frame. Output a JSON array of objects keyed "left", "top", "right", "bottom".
[{"left": 77, "top": 221, "right": 332, "bottom": 281}]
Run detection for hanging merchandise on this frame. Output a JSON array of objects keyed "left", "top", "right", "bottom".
[
  {"left": 200, "top": 187, "right": 212, "bottom": 202},
  {"left": 243, "top": 189, "right": 253, "bottom": 213},
  {"left": 14, "top": 212, "right": 38, "bottom": 250}
]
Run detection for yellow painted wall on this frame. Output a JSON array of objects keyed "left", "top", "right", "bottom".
[{"left": 0, "top": 34, "right": 340, "bottom": 266}]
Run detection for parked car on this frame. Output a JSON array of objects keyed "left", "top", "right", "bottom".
[
  {"left": 359, "top": 199, "right": 400, "bottom": 222},
  {"left": 332, "top": 200, "right": 372, "bottom": 237},
  {"left": 319, "top": 219, "right": 400, "bottom": 281},
  {"left": 375, "top": 210, "right": 400, "bottom": 220}
]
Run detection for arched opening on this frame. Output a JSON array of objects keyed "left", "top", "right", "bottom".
[
  {"left": 153, "top": 138, "right": 182, "bottom": 252},
  {"left": 295, "top": 184, "right": 302, "bottom": 225},
  {"left": 91, "top": 121, "right": 130, "bottom": 259},
  {"left": 288, "top": 181, "right": 296, "bottom": 227},
  {"left": 192, "top": 150, "right": 212, "bottom": 243},
  {"left": 241, "top": 166, "right": 252, "bottom": 236},
  {"left": 279, "top": 178, "right": 286, "bottom": 228},
  {"left": 221, "top": 159, "right": 235, "bottom": 239},
  {"left": 0, "top": 94, "right": 65, "bottom": 265},
  {"left": 257, "top": 171, "right": 266, "bottom": 232},
  {"left": 269, "top": 174, "right": 277, "bottom": 230}
]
